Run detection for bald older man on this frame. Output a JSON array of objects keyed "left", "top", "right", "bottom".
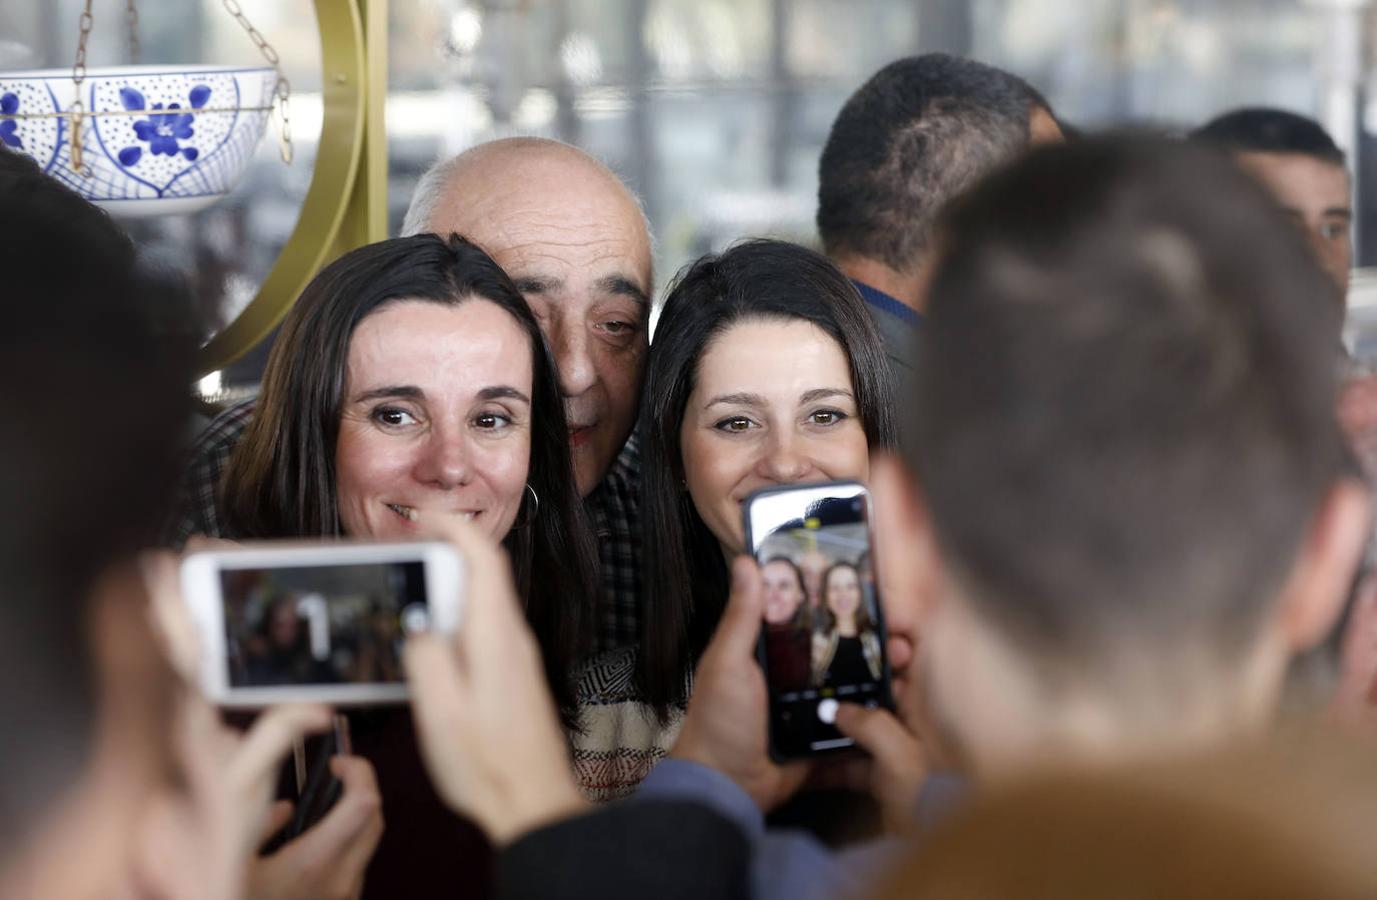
[{"left": 171, "top": 138, "right": 653, "bottom": 652}]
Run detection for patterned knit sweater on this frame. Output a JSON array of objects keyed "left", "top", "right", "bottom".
[{"left": 569, "top": 646, "right": 684, "bottom": 801}]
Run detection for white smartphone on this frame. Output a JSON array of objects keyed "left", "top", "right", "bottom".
[{"left": 179, "top": 541, "right": 464, "bottom": 707}]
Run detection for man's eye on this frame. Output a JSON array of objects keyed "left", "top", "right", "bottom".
[
  {"left": 1320, "top": 222, "right": 1349, "bottom": 241},
  {"left": 372, "top": 407, "right": 417, "bottom": 428},
  {"left": 714, "top": 416, "right": 755, "bottom": 433},
  {"left": 600, "top": 320, "right": 636, "bottom": 336}
]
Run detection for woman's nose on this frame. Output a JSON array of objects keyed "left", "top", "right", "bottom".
[
  {"left": 756, "top": 431, "right": 812, "bottom": 483},
  {"left": 411, "top": 428, "right": 471, "bottom": 489}
]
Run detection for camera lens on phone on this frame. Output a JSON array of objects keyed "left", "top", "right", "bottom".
[{"left": 400, "top": 603, "right": 431, "bottom": 635}]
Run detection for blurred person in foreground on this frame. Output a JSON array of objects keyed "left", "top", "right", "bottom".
[
  {"left": 866, "top": 737, "right": 1377, "bottom": 900},
  {"left": 397, "top": 135, "right": 1368, "bottom": 900},
  {"left": 0, "top": 150, "right": 338, "bottom": 899},
  {"left": 816, "top": 53, "right": 1062, "bottom": 380}
]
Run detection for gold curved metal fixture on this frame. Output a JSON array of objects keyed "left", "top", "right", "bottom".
[{"left": 196, "top": 0, "right": 389, "bottom": 377}]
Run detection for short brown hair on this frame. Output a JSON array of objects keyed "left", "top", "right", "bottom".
[{"left": 911, "top": 136, "right": 1347, "bottom": 688}]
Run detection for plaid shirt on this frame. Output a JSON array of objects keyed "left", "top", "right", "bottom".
[
  {"left": 166, "top": 397, "right": 643, "bottom": 654},
  {"left": 586, "top": 432, "right": 643, "bottom": 651},
  {"left": 166, "top": 397, "right": 256, "bottom": 547}
]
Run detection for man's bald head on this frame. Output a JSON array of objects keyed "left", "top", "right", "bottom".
[
  {"left": 401, "top": 138, "right": 653, "bottom": 495},
  {"left": 403, "top": 137, "right": 650, "bottom": 249}
]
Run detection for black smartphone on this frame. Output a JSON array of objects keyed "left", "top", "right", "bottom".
[
  {"left": 261, "top": 714, "right": 352, "bottom": 854},
  {"left": 743, "top": 480, "right": 895, "bottom": 760}
]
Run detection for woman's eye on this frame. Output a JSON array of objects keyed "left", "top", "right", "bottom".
[
  {"left": 474, "top": 412, "right": 512, "bottom": 430},
  {"left": 809, "top": 409, "right": 847, "bottom": 426},
  {"left": 714, "top": 415, "right": 755, "bottom": 433},
  {"left": 372, "top": 407, "right": 417, "bottom": 428}
]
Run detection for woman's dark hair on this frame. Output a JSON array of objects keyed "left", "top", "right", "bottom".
[
  {"left": 223, "top": 233, "right": 597, "bottom": 719},
  {"left": 762, "top": 556, "right": 811, "bottom": 629},
  {"left": 815, "top": 561, "right": 875, "bottom": 635},
  {"left": 637, "top": 238, "right": 896, "bottom": 717}
]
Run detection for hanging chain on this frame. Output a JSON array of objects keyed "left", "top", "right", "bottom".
[
  {"left": 68, "top": 0, "right": 96, "bottom": 174},
  {"left": 220, "top": 0, "right": 292, "bottom": 163},
  {"left": 126, "top": 0, "right": 141, "bottom": 64},
  {"left": 63, "top": 0, "right": 290, "bottom": 171}
]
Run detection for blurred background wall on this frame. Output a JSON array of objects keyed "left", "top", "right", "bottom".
[{"left": 2, "top": 0, "right": 1375, "bottom": 388}]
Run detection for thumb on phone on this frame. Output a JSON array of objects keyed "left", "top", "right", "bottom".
[
  {"left": 256, "top": 799, "right": 295, "bottom": 848},
  {"left": 833, "top": 703, "right": 928, "bottom": 833},
  {"left": 715, "top": 555, "right": 765, "bottom": 659}
]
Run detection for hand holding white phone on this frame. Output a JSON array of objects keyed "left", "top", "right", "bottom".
[{"left": 178, "top": 541, "right": 463, "bottom": 707}]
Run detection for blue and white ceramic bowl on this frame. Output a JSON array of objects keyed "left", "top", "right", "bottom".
[{"left": 0, "top": 64, "right": 276, "bottom": 217}]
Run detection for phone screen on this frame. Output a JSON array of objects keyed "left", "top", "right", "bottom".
[
  {"left": 747, "top": 483, "right": 892, "bottom": 758},
  {"left": 218, "top": 561, "right": 429, "bottom": 689}
]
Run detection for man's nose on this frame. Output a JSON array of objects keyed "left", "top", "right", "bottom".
[{"left": 549, "top": 318, "right": 598, "bottom": 399}]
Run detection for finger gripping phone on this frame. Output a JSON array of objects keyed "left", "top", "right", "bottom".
[
  {"left": 743, "top": 481, "right": 895, "bottom": 760},
  {"left": 179, "top": 541, "right": 463, "bottom": 707}
]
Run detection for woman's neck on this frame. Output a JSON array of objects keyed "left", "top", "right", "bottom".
[{"left": 836, "top": 616, "right": 858, "bottom": 638}]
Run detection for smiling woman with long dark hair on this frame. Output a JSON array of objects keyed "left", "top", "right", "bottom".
[
  {"left": 636, "top": 238, "right": 896, "bottom": 719},
  {"left": 217, "top": 232, "right": 601, "bottom": 895},
  {"left": 222, "top": 233, "right": 598, "bottom": 711}
]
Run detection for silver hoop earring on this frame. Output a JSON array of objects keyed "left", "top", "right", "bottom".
[{"left": 524, "top": 483, "right": 540, "bottom": 521}]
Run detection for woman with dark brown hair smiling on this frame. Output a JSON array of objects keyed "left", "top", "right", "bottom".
[
  {"left": 222, "top": 233, "right": 597, "bottom": 709},
  {"left": 553, "top": 239, "right": 896, "bottom": 800},
  {"left": 217, "top": 232, "right": 598, "bottom": 897},
  {"left": 636, "top": 238, "right": 897, "bottom": 720}
]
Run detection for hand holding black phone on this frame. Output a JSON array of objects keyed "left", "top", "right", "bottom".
[
  {"left": 261, "top": 713, "right": 351, "bottom": 853},
  {"left": 743, "top": 481, "right": 895, "bottom": 760}
]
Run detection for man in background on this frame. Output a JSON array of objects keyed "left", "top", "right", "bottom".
[
  {"left": 816, "top": 53, "right": 1061, "bottom": 379},
  {"left": 1193, "top": 106, "right": 1352, "bottom": 296}
]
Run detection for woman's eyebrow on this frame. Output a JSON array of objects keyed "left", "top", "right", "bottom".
[
  {"left": 705, "top": 391, "right": 767, "bottom": 408},
  {"left": 351, "top": 385, "right": 424, "bottom": 403},
  {"left": 476, "top": 385, "right": 531, "bottom": 404},
  {"left": 705, "top": 388, "right": 855, "bottom": 408},
  {"left": 350, "top": 385, "right": 531, "bottom": 404},
  {"left": 800, "top": 388, "right": 855, "bottom": 404}
]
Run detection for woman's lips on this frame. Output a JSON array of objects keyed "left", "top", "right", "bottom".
[
  {"left": 386, "top": 503, "right": 477, "bottom": 523},
  {"left": 568, "top": 425, "right": 593, "bottom": 449},
  {"left": 386, "top": 503, "right": 420, "bottom": 522}
]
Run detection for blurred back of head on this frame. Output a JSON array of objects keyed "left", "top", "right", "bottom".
[
  {"left": 913, "top": 136, "right": 1348, "bottom": 732},
  {"left": 817, "top": 53, "right": 1042, "bottom": 275},
  {"left": 0, "top": 149, "right": 192, "bottom": 844}
]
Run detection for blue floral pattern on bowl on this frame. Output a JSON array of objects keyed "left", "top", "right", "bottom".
[
  {"left": 117, "top": 83, "right": 210, "bottom": 165},
  {"left": 0, "top": 65, "right": 274, "bottom": 217},
  {"left": 0, "top": 92, "right": 23, "bottom": 149}
]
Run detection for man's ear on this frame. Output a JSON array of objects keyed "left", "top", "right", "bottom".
[
  {"left": 1277, "top": 480, "right": 1371, "bottom": 653},
  {"left": 871, "top": 452, "right": 942, "bottom": 671}
]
